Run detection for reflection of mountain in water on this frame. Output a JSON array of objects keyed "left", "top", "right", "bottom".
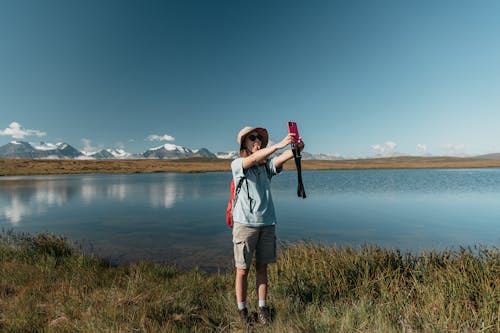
[
  {"left": 0, "top": 175, "right": 202, "bottom": 225},
  {"left": 3, "top": 195, "right": 29, "bottom": 225},
  {"left": 148, "top": 174, "right": 201, "bottom": 208},
  {"left": 149, "top": 183, "right": 178, "bottom": 209},
  {"left": 1, "top": 180, "right": 79, "bottom": 225}
]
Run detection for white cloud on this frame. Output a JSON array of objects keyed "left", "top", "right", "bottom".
[
  {"left": 444, "top": 143, "right": 466, "bottom": 156},
  {"left": 416, "top": 143, "right": 427, "bottom": 153},
  {"left": 0, "top": 122, "right": 46, "bottom": 139},
  {"left": 146, "top": 134, "right": 175, "bottom": 141},
  {"left": 385, "top": 141, "right": 397, "bottom": 150},
  {"left": 81, "top": 138, "right": 100, "bottom": 153},
  {"left": 371, "top": 141, "right": 397, "bottom": 156}
]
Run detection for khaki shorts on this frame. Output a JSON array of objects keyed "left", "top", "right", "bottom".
[{"left": 233, "top": 222, "right": 276, "bottom": 269}]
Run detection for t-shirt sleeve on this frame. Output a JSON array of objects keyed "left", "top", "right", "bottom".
[
  {"left": 268, "top": 157, "right": 283, "bottom": 175},
  {"left": 231, "top": 158, "right": 246, "bottom": 180}
]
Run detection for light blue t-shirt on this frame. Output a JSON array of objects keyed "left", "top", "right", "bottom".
[{"left": 231, "top": 157, "right": 283, "bottom": 226}]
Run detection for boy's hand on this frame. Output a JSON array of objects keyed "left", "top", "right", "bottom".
[
  {"left": 296, "top": 137, "right": 305, "bottom": 152},
  {"left": 276, "top": 134, "right": 294, "bottom": 150}
]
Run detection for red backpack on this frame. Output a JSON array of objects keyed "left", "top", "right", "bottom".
[{"left": 225, "top": 177, "right": 246, "bottom": 228}]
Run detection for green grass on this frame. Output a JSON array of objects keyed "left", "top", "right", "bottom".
[{"left": 1, "top": 231, "right": 498, "bottom": 332}]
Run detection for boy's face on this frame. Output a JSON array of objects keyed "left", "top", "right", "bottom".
[{"left": 245, "top": 132, "right": 263, "bottom": 153}]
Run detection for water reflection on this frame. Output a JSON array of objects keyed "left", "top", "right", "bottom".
[
  {"left": 149, "top": 182, "right": 178, "bottom": 208},
  {"left": 34, "top": 181, "right": 68, "bottom": 206},
  {"left": 1, "top": 180, "right": 73, "bottom": 225},
  {"left": 81, "top": 183, "right": 98, "bottom": 204},
  {"left": 108, "top": 183, "right": 127, "bottom": 201},
  {"left": 1, "top": 170, "right": 500, "bottom": 270},
  {"left": 80, "top": 181, "right": 131, "bottom": 204},
  {"left": 3, "top": 195, "right": 30, "bottom": 225},
  {"left": 0, "top": 174, "right": 204, "bottom": 225}
]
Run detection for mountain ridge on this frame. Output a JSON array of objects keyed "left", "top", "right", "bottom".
[
  {"left": 0, "top": 141, "right": 343, "bottom": 160},
  {"left": 0, "top": 141, "right": 83, "bottom": 159},
  {"left": 3, "top": 140, "right": 494, "bottom": 160},
  {"left": 0, "top": 141, "right": 234, "bottom": 160}
]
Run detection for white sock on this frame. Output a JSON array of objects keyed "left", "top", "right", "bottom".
[
  {"left": 258, "top": 300, "right": 266, "bottom": 308},
  {"left": 238, "top": 301, "right": 247, "bottom": 310}
]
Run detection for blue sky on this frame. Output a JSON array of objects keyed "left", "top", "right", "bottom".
[{"left": 1, "top": 0, "right": 500, "bottom": 158}]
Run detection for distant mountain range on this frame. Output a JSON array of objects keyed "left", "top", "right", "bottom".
[
  {"left": 0, "top": 141, "right": 344, "bottom": 160},
  {"left": 3, "top": 141, "right": 500, "bottom": 161},
  {"left": 475, "top": 153, "right": 500, "bottom": 160},
  {"left": 142, "top": 143, "right": 222, "bottom": 159},
  {"left": 0, "top": 141, "right": 83, "bottom": 159},
  {"left": 0, "top": 141, "right": 224, "bottom": 160}
]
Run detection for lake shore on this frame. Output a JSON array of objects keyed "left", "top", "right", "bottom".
[
  {"left": 0, "top": 232, "right": 498, "bottom": 332},
  {"left": 2, "top": 156, "right": 500, "bottom": 176}
]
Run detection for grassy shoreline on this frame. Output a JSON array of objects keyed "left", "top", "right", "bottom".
[
  {"left": 3, "top": 156, "right": 500, "bottom": 177},
  {"left": 1, "top": 232, "right": 498, "bottom": 332},
  {"left": 2, "top": 159, "right": 500, "bottom": 331}
]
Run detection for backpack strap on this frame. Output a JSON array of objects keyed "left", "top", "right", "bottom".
[
  {"left": 234, "top": 176, "right": 257, "bottom": 214},
  {"left": 232, "top": 177, "right": 246, "bottom": 211}
]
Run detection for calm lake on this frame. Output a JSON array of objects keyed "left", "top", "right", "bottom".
[{"left": 1, "top": 169, "right": 499, "bottom": 271}]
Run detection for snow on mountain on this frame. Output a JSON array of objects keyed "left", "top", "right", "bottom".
[
  {"left": 79, "top": 148, "right": 135, "bottom": 160},
  {"left": 0, "top": 141, "right": 335, "bottom": 160},
  {"left": 216, "top": 151, "right": 239, "bottom": 159},
  {"left": 109, "top": 149, "right": 131, "bottom": 158},
  {"left": 0, "top": 141, "right": 38, "bottom": 158},
  {"left": 193, "top": 148, "right": 217, "bottom": 158},
  {"left": 162, "top": 143, "right": 191, "bottom": 153},
  {"left": 34, "top": 142, "right": 58, "bottom": 151},
  {"left": 1, "top": 141, "right": 217, "bottom": 160},
  {"left": 53, "top": 142, "right": 82, "bottom": 158},
  {"left": 57, "top": 142, "right": 69, "bottom": 150},
  {"left": 0, "top": 141, "right": 82, "bottom": 159},
  {"left": 144, "top": 144, "right": 192, "bottom": 159},
  {"left": 143, "top": 144, "right": 216, "bottom": 159}
]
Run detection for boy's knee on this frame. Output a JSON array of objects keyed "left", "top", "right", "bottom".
[{"left": 236, "top": 268, "right": 249, "bottom": 277}]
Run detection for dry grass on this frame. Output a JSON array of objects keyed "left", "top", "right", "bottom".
[
  {"left": 2, "top": 156, "right": 500, "bottom": 177},
  {"left": 0, "top": 158, "right": 232, "bottom": 176},
  {"left": 1, "top": 232, "right": 498, "bottom": 332}
]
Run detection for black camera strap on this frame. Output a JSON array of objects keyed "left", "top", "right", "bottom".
[{"left": 292, "top": 144, "right": 306, "bottom": 198}]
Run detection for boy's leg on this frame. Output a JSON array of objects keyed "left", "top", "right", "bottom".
[
  {"left": 233, "top": 222, "right": 259, "bottom": 322},
  {"left": 256, "top": 263, "right": 268, "bottom": 303},
  {"left": 256, "top": 263, "right": 271, "bottom": 325},
  {"left": 235, "top": 268, "right": 250, "bottom": 323},
  {"left": 254, "top": 225, "right": 276, "bottom": 325},
  {"left": 255, "top": 225, "right": 276, "bottom": 302},
  {"left": 235, "top": 268, "right": 249, "bottom": 305}
]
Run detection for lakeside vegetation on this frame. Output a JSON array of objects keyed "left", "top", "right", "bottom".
[
  {"left": 1, "top": 158, "right": 500, "bottom": 331},
  {"left": 0, "top": 232, "right": 498, "bottom": 332},
  {"left": 3, "top": 156, "right": 500, "bottom": 177}
]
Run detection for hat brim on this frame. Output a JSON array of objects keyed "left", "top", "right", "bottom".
[{"left": 239, "top": 127, "right": 269, "bottom": 149}]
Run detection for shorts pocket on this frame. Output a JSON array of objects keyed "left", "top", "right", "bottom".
[{"left": 234, "top": 240, "right": 249, "bottom": 268}]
